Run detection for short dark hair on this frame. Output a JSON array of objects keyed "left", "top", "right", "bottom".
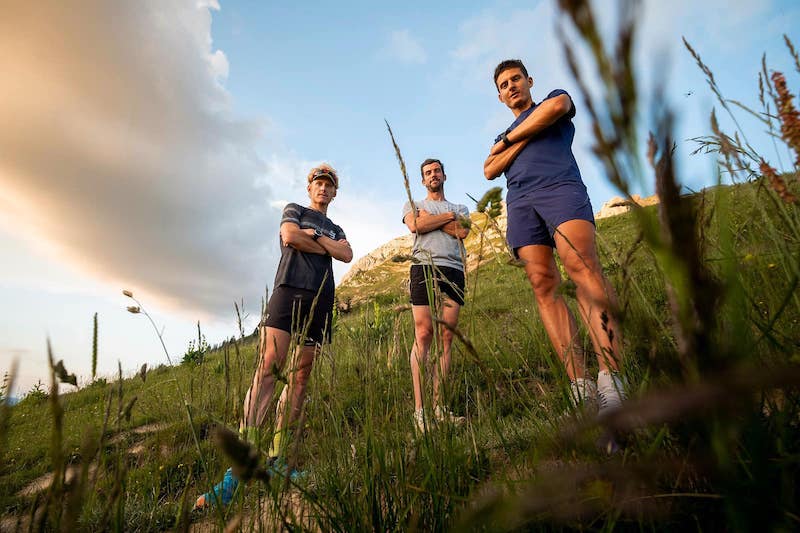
[
  {"left": 420, "top": 158, "right": 445, "bottom": 178},
  {"left": 493, "top": 59, "right": 529, "bottom": 90}
]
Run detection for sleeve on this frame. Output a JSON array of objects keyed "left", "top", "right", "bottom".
[
  {"left": 546, "top": 89, "right": 575, "bottom": 119},
  {"left": 458, "top": 204, "right": 470, "bottom": 218},
  {"left": 335, "top": 224, "right": 346, "bottom": 240},
  {"left": 402, "top": 200, "right": 413, "bottom": 223},
  {"left": 281, "top": 203, "right": 302, "bottom": 226}
]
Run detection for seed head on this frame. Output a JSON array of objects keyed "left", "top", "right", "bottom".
[
  {"left": 127, "top": 306, "right": 141, "bottom": 314},
  {"left": 122, "top": 290, "right": 133, "bottom": 298},
  {"left": 760, "top": 159, "right": 797, "bottom": 204}
]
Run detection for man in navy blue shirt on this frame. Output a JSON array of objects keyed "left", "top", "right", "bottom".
[{"left": 484, "top": 59, "right": 626, "bottom": 420}]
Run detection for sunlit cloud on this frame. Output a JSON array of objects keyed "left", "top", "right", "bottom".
[{"left": 0, "top": 1, "right": 282, "bottom": 319}]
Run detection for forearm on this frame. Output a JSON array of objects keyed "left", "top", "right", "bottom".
[
  {"left": 412, "top": 212, "right": 456, "bottom": 234},
  {"left": 281, "top": 225, "right": 327, "bottom": 254},
  {"left": 484, "top": 139, "right": 530, "bottom": 179},
  {"left": 318, "top": 237, "right": 353, "bottom": 263},
  {"left": 506, "top": 95, "right": 571, "bottom": 143}
]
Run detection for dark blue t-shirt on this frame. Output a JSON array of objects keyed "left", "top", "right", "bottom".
[
  {"left": 273, "top": 203, "right": 346, "bottom": 297},
  {"left": 495, "top": 89, "right": 582, "bottom": 205}
]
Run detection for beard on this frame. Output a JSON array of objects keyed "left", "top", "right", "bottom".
[{"left": 426, "top": 182, "right": 443, "bottom": 193}]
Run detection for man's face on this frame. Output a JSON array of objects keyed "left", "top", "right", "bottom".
[
  {"left": 307, "top": 177, "right": 337, "bottom": 205},
  {"left": 496, "top": 67, "right": 533, "bottom": 111},
  {"left": 421, "top": 162, "right": 445, "bottom": 192}
]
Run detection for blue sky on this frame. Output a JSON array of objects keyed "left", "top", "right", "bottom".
[{"left": 1, "top": 0, "right": 798, "bottom": 395}]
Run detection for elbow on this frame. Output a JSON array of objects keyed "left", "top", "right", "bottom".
[
  {"left": 552, "top": 95, "right": 571, "bottom": 116},
  {"left": 281, "top": 231, "right": 296, "bottom": 247}
]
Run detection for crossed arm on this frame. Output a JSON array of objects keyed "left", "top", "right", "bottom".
[
  {"left": 484, "top": 93, "right": 573, "bottom": 180},
  {"left": 404, "top": 210, "right": 470, "bottom": 240},
  {"left": 280, "top": 222, "right": 353, "bottom": 263}
]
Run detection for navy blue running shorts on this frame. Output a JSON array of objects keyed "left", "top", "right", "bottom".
[{"left": 506, "top": 180, "right": 595, "bottom": 256}]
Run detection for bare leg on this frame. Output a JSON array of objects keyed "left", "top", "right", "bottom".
[
  {"left": 273, "top": 345, "right": 318, "bottom": 435},
  {"left": 410, "top": 305, "right": 434, "bottom": 411},
  {"left": 242, "top": 326, "right": 292, "bottom": 429},
  {"left": 432, "top": 299, "right": 461, "bottom": 407},
  {"left": 517, "top": 244, "right": 585, "bottom": 380},
  {"left": 554, "top": 219, "right": 623, "bottom": 371}
]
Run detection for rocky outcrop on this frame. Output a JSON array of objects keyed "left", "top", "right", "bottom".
[
  {"left": 595, "top": 194, "right": 659, "bottom": 219},
  {"left": 338, "top": 233, "right": 414, "bottom": 287}
]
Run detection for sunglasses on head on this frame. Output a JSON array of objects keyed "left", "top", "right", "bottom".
[{"left": 313, "top": 169, "right": 334, "bottom": 179}]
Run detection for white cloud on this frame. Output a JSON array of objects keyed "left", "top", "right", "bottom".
[
  {"left": 385, "top": 29, "right": 428, "bottom": 65},
  {"left": 0, "top": 1, "right": 278, "bottom": 319}
]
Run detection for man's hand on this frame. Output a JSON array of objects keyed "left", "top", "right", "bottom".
[{"left": 442, "top": 215, "right": 470, "bottom": 240}]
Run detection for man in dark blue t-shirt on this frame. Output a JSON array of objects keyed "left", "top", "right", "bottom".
[
  {"left": 484, "top": 59, "right": 626, "bottom": 423},
  {"left": 196, "top": 164, "right": 353, "bottom": 508}
]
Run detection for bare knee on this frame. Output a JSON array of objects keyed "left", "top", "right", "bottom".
[
  {"left": 527, "top": 267, "right": 560, "bottom": 301},
  {"left": 413, "top": 322, "right": 434, "bottom": 347}
]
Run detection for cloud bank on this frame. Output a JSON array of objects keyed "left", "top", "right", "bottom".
[{"left": 0, "top": 1, "right": 278, "bottom": 318}]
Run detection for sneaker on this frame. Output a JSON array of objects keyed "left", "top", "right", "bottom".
[
  {"left": 412, "top": 409, "right": 427, "bottom": 434},
  {"left": 433, "top": 405, "right": 466, "bottom": 426},
  {"left": 266, "top": 456, "right": 307, "bottom": 482},
  {"left": 568, "top": 378, "right": 598, "bottom": 412},
  {"left": 194, "top": 467, "right": 239, "bottom": 509},
  {"left": 597, "top": 370, "right": 626, "bottom": 417}
]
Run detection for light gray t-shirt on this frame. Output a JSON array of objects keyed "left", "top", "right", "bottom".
[{"left": 402, "top": 199, "right": 469, "bottom": 271}]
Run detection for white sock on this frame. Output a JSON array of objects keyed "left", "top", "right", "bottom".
[{"left": 597, "top": 369, "right": 626, "bottom": 415}]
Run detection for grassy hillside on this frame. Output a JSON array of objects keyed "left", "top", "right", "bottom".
[{"left": 1, "top": 179, "right": 798, "bottom": 531}]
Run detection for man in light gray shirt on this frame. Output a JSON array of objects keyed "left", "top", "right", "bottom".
[{"left": 402, "top": 158, "right": 470, "bottom": 433}]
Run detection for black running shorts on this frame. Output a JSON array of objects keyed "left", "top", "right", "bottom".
[
  {"left": 261, "top": 286, "right": 334, "bottom": 345},
  {"left": 409, "top": 264, "right": 465, "bottom": 307}
]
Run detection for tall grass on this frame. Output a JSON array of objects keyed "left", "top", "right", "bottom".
[{"left": 1, "top": 2, "right": 799, "bottom": 530}]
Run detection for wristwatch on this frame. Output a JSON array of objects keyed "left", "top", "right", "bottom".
[
  {"left": 500, "top": 131, "right": 511, "bottom": 147},
  {"left": 313, "top": 228, "right": 323, "bottom": 241}
]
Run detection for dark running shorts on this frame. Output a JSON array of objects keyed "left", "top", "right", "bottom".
[
  {"left": 409, "top": 264, "right": 465, "bottom": 307},
  {"left": 506, "top": 180, "right": 595, "bottom": 255},
  {"left": 261, "top": 286, "right": 334, "bottom": 345}
]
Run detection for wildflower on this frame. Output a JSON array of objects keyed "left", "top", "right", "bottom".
[
  {"left": 759, "top": 160, "right": 797, "bottom": 204},
  {"left": 771, "top": 71, "right": 800, "bottom": 168}
]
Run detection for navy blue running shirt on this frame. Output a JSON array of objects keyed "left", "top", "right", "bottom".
[{"left": 494, "top": 89, "right": 583, "bottom": 205}]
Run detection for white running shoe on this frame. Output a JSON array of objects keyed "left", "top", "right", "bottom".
[
  {"left": 597, "top": 370, "right": 626, "bottom": 417},
  {"left": 569, "top": 378, "right": 598, "bottom": 411},
  {"left": 413, "top": 409, "right": 427, "bottom": 434}
]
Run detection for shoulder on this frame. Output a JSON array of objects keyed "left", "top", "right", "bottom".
[
  {"left": 281, "top": 203, "right": 304, "bottom": 221},
  {"left": 545, "top": 88, "right": 570, "bottom": 99},
  {"left": 544, "top": 89, "right": 575, "bottom": 117}
]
